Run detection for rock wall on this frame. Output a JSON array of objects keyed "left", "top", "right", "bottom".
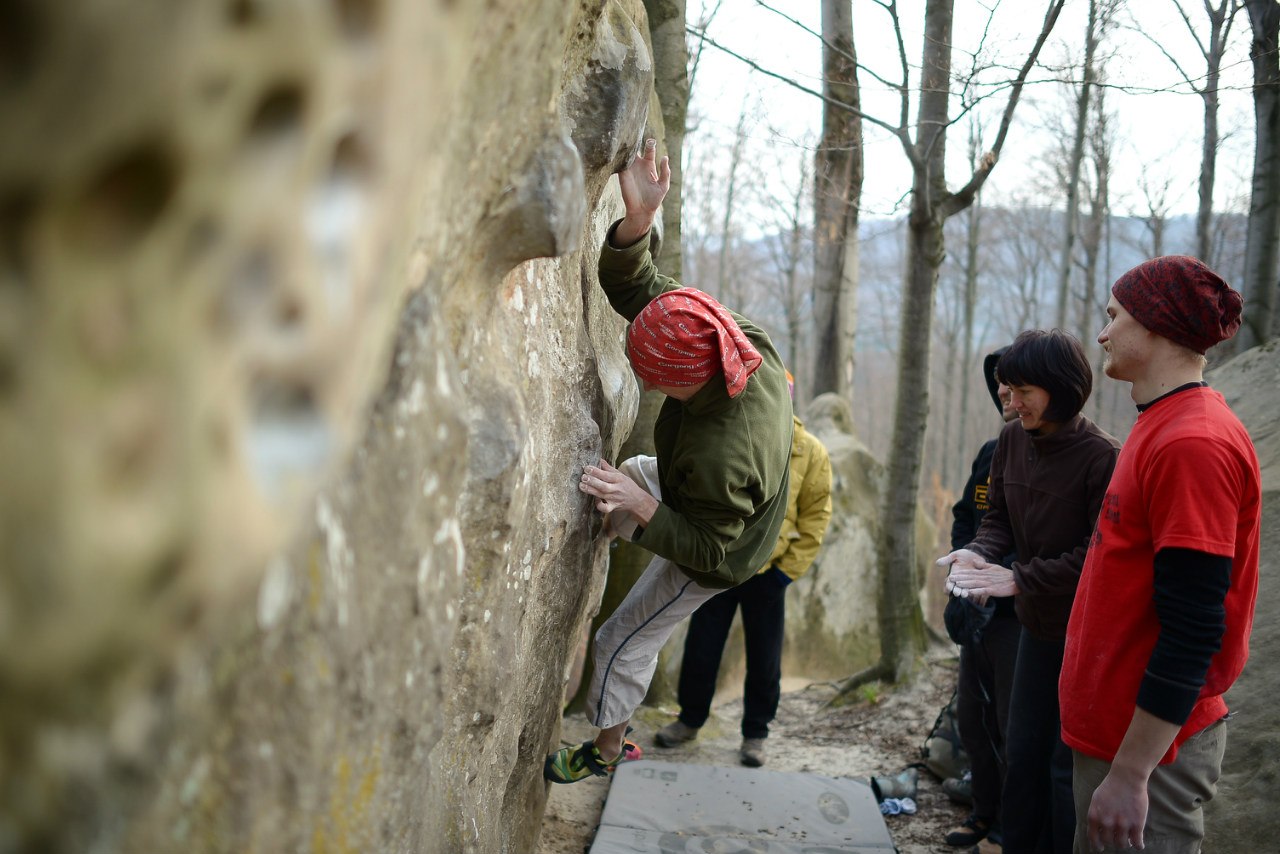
[
  {"left": 0, "top": 1, "right": 663, "bottom": 852},
  {"left": 1202, "top": 339, "right": 1280, "bottom": 851}
]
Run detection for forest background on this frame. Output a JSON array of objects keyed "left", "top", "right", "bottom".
[{"left": 676, "top": 0, "right": 1262, "bottom": 499}]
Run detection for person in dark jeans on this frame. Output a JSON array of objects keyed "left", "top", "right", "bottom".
[
  {"left": 942, "top": 346, "right": 1020, "bottom": 852},
  {"left": 654, "top": 377, "right": 832, "bottom": 768},
  {"left": 669, "top": 565, "right": 788, "bottom": 761},
  {"left": 941, "top": 330, "right": 1120, "bottom": 854}
]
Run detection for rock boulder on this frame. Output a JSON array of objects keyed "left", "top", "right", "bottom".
[{"left": 0, "top": 2, "right": 662, "bottom": 852}]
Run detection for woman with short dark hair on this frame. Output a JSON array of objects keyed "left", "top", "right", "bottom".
[
  {"left": 939, "top": 329, "right": 1120, "bottom": 854},
  {"left": 994, "top": 329, "right": 1093, "bottom": 424}
]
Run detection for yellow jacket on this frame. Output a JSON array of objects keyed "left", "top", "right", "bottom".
[{"left": 762, "top": 416, "right": 832, "bottom": 581}]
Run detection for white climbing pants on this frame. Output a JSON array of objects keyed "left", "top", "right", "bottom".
[{"left": 586, "top": 455, "right": 723, "bottom": 730}]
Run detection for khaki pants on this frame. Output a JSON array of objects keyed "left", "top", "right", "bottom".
[{"left": 1071, "top": 717, "right": 1227, "bottom": 854}]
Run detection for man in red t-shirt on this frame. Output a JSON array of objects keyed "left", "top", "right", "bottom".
[{"left": 1060, "top": 256, "right": 1261, "bottom": 854}]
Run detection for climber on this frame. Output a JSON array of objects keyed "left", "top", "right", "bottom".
[
  {"left": 653, "top": 370, "right": 832, "bottom": 769},
  {"left": 543, "top": 138, "right": 793, "bottom": 784}
]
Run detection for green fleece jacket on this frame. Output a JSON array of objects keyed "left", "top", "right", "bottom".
[{"left": 598, "top": 222, "right": 792, "bottom": 588}]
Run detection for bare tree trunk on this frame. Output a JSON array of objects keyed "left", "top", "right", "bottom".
[
  {"left": 1094, "top": 208, "right": 1113, "bottom": 420},
  {"left": 715, "top": 107, "right": 749, "bottom": 306},
  {"left": 879, "top": 208, "right": 943, "bottom": 682},
  {"left": 646, "top": 0, "right": 689, "bottom": 282},
  {"left": 760, "top": 146, "right": 813, "bottom": 397},
  {"left": 956, "top": 129, "right": 983, "bottom": 489},
  {"left": 783, "top": 155, "right": 809, "bottom": 399},
  {"left": 1055, "top": 0, "right": 1103, "bottom": 330},
  {"left": 868, "top": 0, "right": 1064, "bottom": 688},
  {"left": 1141, "top": 1, "right": 1237, "bottom": 264},
  {"left": 1196, "top": 2, "right": 1237, "bottom": 263},
  {"left": 940, "top": 320, "right": 957, "bottom": 487},
  {"left": 811, "top": 0, "right": 863, "bottom": 399},
  {"left": 1240, "top": 0, "right": 1280, "bottom": 350},
  {"left": 1199, "top": 89, "right": 1220, "bottom": 264},
  {"left": 1079, "top": 93, "right": 1111, "bottom": 362},
  {"left": 685, "top": 0, "right": 723, "bottom": 95},
  {"left": 877, "top": 0, "right": 953, "bottom": 684}
]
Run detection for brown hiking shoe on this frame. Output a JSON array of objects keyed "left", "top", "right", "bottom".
[
  {"left": 739, "top": 737, "right": 766, "bottom": 767},
  {"left": 654, "top": 719, "right": 699, "bottom": 747}
]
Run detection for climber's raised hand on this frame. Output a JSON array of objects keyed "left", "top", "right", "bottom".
[{"left": 613, "top": 139, "right": 669, "bottom": 247}]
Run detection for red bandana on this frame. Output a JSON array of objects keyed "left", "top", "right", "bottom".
[
  {"left": 1112, "top": 256, "right": 1243, "bottom": 354},
  {"left": 627, "top": 288, "right": 763, "bottom": 398}
]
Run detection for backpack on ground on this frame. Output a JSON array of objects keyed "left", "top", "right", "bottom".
[{"left": 920, "top": 689, "right": 968, "bottom": 781}]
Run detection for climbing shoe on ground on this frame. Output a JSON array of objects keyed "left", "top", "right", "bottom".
[
  {"left": 969, "top": 839, "right": 1002, "bottom": 854},
  {"left": 654, "top": 719, "right": 699, "bottom": 747},
  {"left": 945, "top": 814, "right": 990, "bottom": 847},
  {"left": 942, "top": 771, "right": 973, "bottom": 805},
  {"left": 739, "top": 737, "right": 767, "bottom": 767},
  {"left": 543, "top": 738, "right": 642, "bottom": 784}
]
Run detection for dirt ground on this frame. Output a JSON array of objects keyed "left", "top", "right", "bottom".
[{"left": 538, "top": 645, "right": 971, "bottom": 854}]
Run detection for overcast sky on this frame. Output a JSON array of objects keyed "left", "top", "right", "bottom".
[{"left": 686, "top": 0, "right": 1257, "bottom": 222}]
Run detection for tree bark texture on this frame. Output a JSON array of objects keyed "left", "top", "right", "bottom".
[
  {"left": 1242, "top": 0, "right": 1280, "bottom": 350},
  {"left": 781, "top": 158, "right": 809, "bottom": 399},
  {"left": 1239, "top": 0, "right": 1280, "bottom": 350},
  {"left": 1196, "top": 1, "right": 1234, "bottom": 265},
  {"left": 644, "top": 0, "right": 689, "bottom": 282},
  {"left": 876, "top": 0, "right": 1063, "bottom": 683},
  {"left": 956, "top": 153, "right": 982, "bottom": 489},
  {"left": 812, "top": 0, "right": 863, "bottom": 400},
  {"left": 1056, "top": 0, "right": 1102, "bottom": 330},
  {"left": 876, "top": 0, "right": 954, "bottom": 683},
  {"left": 1078, "top": 94, "right": 1110, "bottom": 359}
]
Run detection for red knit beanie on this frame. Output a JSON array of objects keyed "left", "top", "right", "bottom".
[
  {"left": 1111, "top": 256, "right": 1243, "bottom": 354},
  {"left": 627, "top": 288, "right": 762, "bottom": 398}
]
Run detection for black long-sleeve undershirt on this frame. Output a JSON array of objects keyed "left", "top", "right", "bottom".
[{"left": 1137, "top": 547, "right": 1232, "bottom": 725}]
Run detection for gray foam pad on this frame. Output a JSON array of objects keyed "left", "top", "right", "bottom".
[{"left": 589, "top": 760, "right": 896, "bottom": 853}]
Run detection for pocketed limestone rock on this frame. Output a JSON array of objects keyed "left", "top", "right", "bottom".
[
  {"left": 1, "top": 0, "right": 660, "bottom": 852},
  {"left": 563, "top": 1, "right": 654, "bottom": 179},
  {"left": 482, "top": 130, "right": 587, "bottom": 271}
]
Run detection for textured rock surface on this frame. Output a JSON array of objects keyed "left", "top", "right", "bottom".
[
  {"left": 651, "top": 393, "right": 937, "bottom": 698},
  {"left": 1202, "top": 340, "right": 1280, "bottom": 851},
  {"left": 788, "top": 394, "right": 937, "bottom": 678},
  {"left": 0, "top": 1, "right": 658, "bottom": 852}
]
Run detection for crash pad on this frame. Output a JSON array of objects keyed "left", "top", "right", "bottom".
[{"left": 589, "top": 760, "right": 896, "bottom": 853}]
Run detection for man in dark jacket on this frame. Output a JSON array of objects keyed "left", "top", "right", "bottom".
[
  {"left": 941, "top": 346, "right": 1020, "bottom": 851},
  {"left": 543, "top": 139, "right": 793, "bottom": 785}
]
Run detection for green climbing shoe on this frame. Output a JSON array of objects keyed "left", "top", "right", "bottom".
[{"left": 543, "top": 738, "right": 642, "bottom": 784}]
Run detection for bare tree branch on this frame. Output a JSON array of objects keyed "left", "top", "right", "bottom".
[
  {"left": 753, "top": 0, "right": 853, "bottom": 66},
  {"left": 683, "top": 24, "right": 910, "bottom": 140},
  {"left": 943, "top": 0, "right": 1068, "bottom": 217},
  {"left": 752, "top": 0, "right": 912, "bottom": 96},
  {"left": 888, "top": 0, "right": 914, "bottom": 142},
  {"left": 955, "top": 0, "right": 1005, "bottom": 114},
  {"left": 687, "top": 0, "right": 725, "bottom": 95},
  {"left": 1119, "top": 3, "right": 1203, "bottom": 92}
]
